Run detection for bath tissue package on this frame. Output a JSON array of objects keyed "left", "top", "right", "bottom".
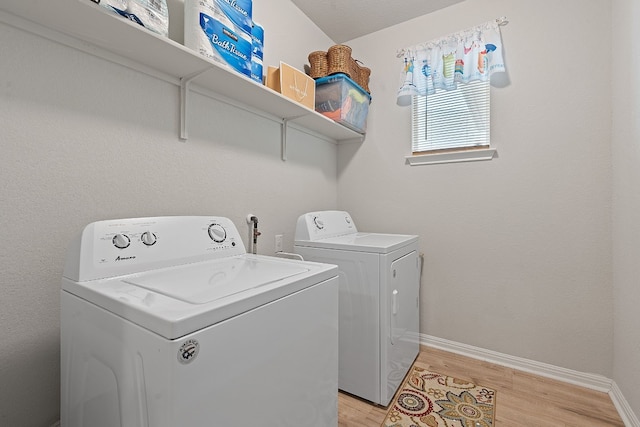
[
  {"left": 250, "top": 22, "right": 264, "bottom": 83},
  {"left": 99, "top": 0, "right": 169, "bottom": 37},
  {"left": 251, "top": 22, "right": 263, "bottom": 60},
  {"left": 184, "top": 0, "right": 252, "bottom": 37},
  {"left": 251, "top": 57, "right": 263, "bottom": 83},
  {"left": 184, "top": 0, "right": 253, "bottom": 77},
  {"left": 214, "top": 0, "right": 253, "bottom": 35}
]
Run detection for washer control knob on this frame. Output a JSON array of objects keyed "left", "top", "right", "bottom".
[
  {"left": 208, "top": 224, "right": 226, "bottom": 243},
  {"left": 141, "top": 231, "right": 157, "bottom": 246},
  {"left": 345, "top": 216, "right": 351, "bottom": 224},
  {"left": 313, "top": 216, "right": 324, "bottom": 230},
  {"left": 112, "top": 233, "right": 130, "bottom": 249}
]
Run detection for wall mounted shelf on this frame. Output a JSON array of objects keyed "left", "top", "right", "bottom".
[{"left": 0, "top": 0, "right": 365, "bottom": 150}]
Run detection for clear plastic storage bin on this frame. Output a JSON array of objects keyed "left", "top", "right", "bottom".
[{"left": 314, "top": 73, "right": 371, "bottom": 134}]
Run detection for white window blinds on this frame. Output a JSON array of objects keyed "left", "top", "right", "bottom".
[{"left": 411, "top": 79, "right": 490, "bottom": 153}]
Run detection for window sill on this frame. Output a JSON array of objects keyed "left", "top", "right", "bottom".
[{"left": 405, "top": 148, "right": 497, "bottom": 166}]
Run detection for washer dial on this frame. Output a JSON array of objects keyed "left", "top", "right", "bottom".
[
  {"left": 112, "top": 233, "right": 130, "bottom": 249},
  {"left": 141, "top": 231, "right": 157, "bottom": 246},
  {"left": 208, "top": 223, "right": 227, "bottom": 243},
  {"left": 313, "top": 216, "right": 324, "bottom": 230}
]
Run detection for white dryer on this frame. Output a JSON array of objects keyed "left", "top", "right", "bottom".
[
  {"left": 61, "top": 216, "right": 339, "bottom": 427},
  {"left": 294, "top": 211, "right": 420, "bottom": 406}
]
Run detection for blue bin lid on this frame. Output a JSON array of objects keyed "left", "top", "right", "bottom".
[{"left": 315, "top": 73, "right": 371, "bottom": 101}]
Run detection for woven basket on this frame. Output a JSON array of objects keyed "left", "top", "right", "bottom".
[
  {"left": 308, "top": 51, "right": 328, "bottom": 79},
  {"left": 327, "top": 45, "right": 353, "bottom": 76},
  {"left": 355, "top": 63, "right": 371, "bottom": 93},
  {"left": 308, "top": 44, "right": 371, "bottom": 93}
]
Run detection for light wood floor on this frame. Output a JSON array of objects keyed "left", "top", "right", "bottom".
[{"left": 338, "top": 345, "right": 624, "bottom": 426}]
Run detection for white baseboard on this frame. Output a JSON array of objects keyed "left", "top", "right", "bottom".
[
  {"left": 420, "top": 334, "right": 639, "bottom": 426},
  {"left": 420, "top": 334, "right": 612, "bottom": 391},
  {"left": 610, "top": 382, "right": 640, "bottom": 427}
]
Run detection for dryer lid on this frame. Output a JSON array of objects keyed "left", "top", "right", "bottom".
[{"left": 295, "top": 232, "right": 418, "bottom": 253}]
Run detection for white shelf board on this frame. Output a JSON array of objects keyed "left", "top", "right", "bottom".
[{"left": 0, "top": 0, "right": 364, "bottom": 142}]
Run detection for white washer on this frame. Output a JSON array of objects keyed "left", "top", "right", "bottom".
[
  {"left": 294, "top": 210, "right": 420, "bottom": 406},
  {"left": 61, "top": 216, "right": 339, "bottom": 427}
]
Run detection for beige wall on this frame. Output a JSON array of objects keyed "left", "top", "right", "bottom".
[
  {"left": 339, "top": 0, "right": 614, "bottom": 376},
  {"left": 612, "top": 0, "right": 640, "bottom": 417},
  {"left": 0, "top": 2, "right": 335, "bottom": 426}
]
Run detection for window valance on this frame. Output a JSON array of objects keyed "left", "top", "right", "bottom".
[{"left": 397, "top": 19, "right": 507, "bottom": 106}]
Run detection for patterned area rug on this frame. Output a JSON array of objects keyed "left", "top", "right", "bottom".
[{"left": 381, "top": 364, "right": 496, "bottom": 427}]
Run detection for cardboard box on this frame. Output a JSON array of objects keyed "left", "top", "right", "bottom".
[
  {"left": 265, "top": 62, "right": 315, "bottom": 110},
  {"left": 265, "top": 65, "right": 280, "bottom": 91}
]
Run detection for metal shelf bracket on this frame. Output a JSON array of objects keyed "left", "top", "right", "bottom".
[
  {"left": 280, "top": 115, "right": 308, "bottom": 161},
  {"left": 180, "top": 67, "right": 213, "bottom": 141}
]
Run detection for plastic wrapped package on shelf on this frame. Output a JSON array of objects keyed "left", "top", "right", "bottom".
[
  {"left": 184, "top": 0, "right": 253, "bottom": 77},
  {"left": 100, "top": 0, "right": 169, "bottom": 37}
]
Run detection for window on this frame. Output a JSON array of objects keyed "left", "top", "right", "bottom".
[
  {"left": 396, "top": 18, "right": 507, "bottom": 165},
  {"left": 407, "top": 80, "right": 496, "bottom": 165}
]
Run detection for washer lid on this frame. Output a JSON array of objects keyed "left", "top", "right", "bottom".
[
  {"left": 124, "top": 257, "right": 308, "bottom": 304},
  {"left": 62, "top": 254, "right": 337, "bottom": 340},
  {"left": 295, "top": 232, "right": 418, "bottom": 253}
]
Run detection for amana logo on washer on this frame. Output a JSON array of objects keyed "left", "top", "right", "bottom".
[{"left": 178, "top": 339, "right": 200, "bottom": 364}]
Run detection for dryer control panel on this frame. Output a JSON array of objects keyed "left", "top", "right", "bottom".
[
  {"left": 63, "top": 216, "right": 246, "bottom": 282},
  {"left": 294, "top": 210, "right": 357, "bottom": 241}
]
